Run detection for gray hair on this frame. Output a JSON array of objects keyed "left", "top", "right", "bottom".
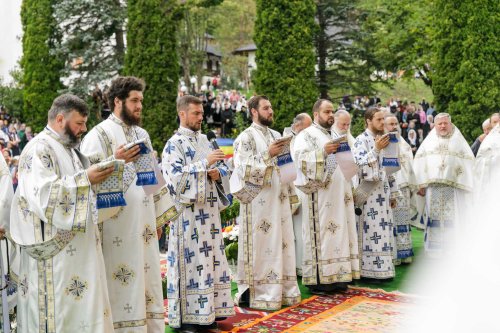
[
  {"left": 482, "top": 118, "right": 491, "bottom": 129},
  {"left": 292, "top": 113, "right": 310, "bottom": 125},
  {"left": 48, "top": 94, "right": 89, "bottom": 121},
  {"left": 334, "top": 109, "right": 350, "bottom": 119},
  {"left": 434, "top": 112, "right": 451, "bottom": 122}
]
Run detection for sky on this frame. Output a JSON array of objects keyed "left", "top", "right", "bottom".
[{"left": 0, "top": 0, "right": 23, "bottom": 84}]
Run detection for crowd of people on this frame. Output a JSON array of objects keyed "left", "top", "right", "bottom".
[
  {"left": 0, "top": 78, "right": 498, "bottom": 333},
  {"left": 340, "top": 95, "right": 437, "bottom": 155},
  {"left": 0, "top": 107, "right": 35, "bottom": 191},
  {"left": 177, "top": 88, "right": 249, "bottom": 138}
]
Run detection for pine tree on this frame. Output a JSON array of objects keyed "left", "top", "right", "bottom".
[
  {"left": 125, "top": 0, "right": 180, "bottom": 152},
  {"left": 53, "top": 0, "right": 126, "bottom": 96},
  {"left": 315, "top": 0, "right": 381, "bottom": 99},
  {"left": 253, "top": 0, "right": 318, "bottom": 131},
  {"left": 432, "top": 0, "right": 499, "bottom": 141},
  {"left": 20, "top": 0, "right": 63, "bottom": 131}
]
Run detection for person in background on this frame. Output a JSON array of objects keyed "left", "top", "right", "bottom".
[{"left": 470, "top": 118, "right": 492, "bottom": 156}]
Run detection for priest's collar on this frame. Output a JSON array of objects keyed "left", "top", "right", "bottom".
[
  {"left": 109, "top": 113, "right": 132, "bottom": 129},
  {"left": 44, "top": 125, "right": 71, "bottom": 148},
  {"left": 251, "top": 122, "right": 270, "bottom": 135},
  {"left": 365, "top": 129, "right": 379, "bottom": 137},
  {"left": 177, "top": 126, "right": 201, "bottom": 138},
  {"left": 312, "top": 122, "right": 331, "bottom": 136}
]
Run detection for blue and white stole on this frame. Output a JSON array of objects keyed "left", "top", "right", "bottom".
[
  {"left": 108, "top": 114, "right": 158, "bottom": 187},
  {"left": 382, "top": 132, "right": 401, "bottom": 175}
]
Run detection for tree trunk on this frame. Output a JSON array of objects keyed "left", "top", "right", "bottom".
[{"left": 316, "top": 5, "right": 329, "bottom": 99}]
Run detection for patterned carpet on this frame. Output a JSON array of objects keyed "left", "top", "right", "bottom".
[{"left": 226, "top": 287, "right": 414, "bottom": 333}]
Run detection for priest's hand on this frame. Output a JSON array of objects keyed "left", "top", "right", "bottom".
[
  {"left": 86, "top": 164, "right": 115, "bottom": 185},
  {"left": 208, "top": 168, "right": 221, "bottom": 181},
  {"left": 417, "top": 188, "right": 426, "bottom": 196},
  {"left": 324, "top": 141, "right": 340, "bottom": 155},
  {"left": 390, "top": 198, "right": 397, "bottom": 209},
  {"left": 268, "top": 141, "right": 286, "bottom": 157},
  {"left": 375, "top": 135, "right": 390, "bottom": 151},
  {"left": 115, "top": 144, "right": 141, "bottom": 163},
  {"left": 0, "top": 227, "right": 5, "bottom": 240},
  {"left": 207, "top": 149, "right": 225, "bottom": 166}
]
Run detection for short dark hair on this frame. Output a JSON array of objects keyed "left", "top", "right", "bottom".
[
  {"left": 364, "top": 107, "right": 382, "bottom": 126},
  {"left": 48, "top": 94, "right": 88, "bottom": 121},
  {"left": 177, "top": 95, "right": 202, "bottom": 113},
  {"left": 312, "top": 99, "right": 331, "bottom": 114},
  {"left": 247, "top": 95, "right": 269, "bottom": 114},
  {"left": 107, "top": 76, "right": 145, "bottom": 110}
]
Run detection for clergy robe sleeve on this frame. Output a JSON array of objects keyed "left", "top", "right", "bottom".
[
  {"left": 388, "top": 174, "right": 401, "bottom": 200},
  {"left": 80, "top": 128, "right": 115, "bottom": 164},
  {"left": 233, "top": 132, "right": 275, "bottom": 185},
  {"left": 353, "top": 137, "right": 382, "bottom": 182},
  {"left": 230, "top": 132, "right": 275, "bottom": 203},
  {"left": 291, "top": 132, "right": 335, "bottom": 194},
  {"left": 161, "top": 139, "right": 209, "bottom": 206},
  {"left": 19, "top": 142, "right": 92, "bottom": 233}
]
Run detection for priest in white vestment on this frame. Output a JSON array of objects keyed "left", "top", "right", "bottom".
[
  {"left": 10, "top": 94, "right": 115, "bottom": 333},
  {"left": 81, "top": 77, "right": 179, "bottom": 332},
  {"left": 231, "top": 95, "right": 301, "bottom": 310},
  {"left": 385, "top": 115, "right": 415, "bottom": 265},
  {"left": 0, "top": 152, "right": 16, "bottom": 333},
  {"left": 353, "top": 107, "right": 399, "bottom": 280},
  {"left": 162, "top": 96, "right": 235, "bottom": 331},
  {"left": 292, "top": 100, "right": 360, "bottom": 293},
  {"left": 332, "top": 110, "right": 356, "bottom": 148},
  {"left": 283, "top": 113, "right": 312, "bottom": 276},
  {"left": 474, "top": 123, "right": 500, "bottom": 200},
  {"left": 414, "top": 113, "right": 474, "bottom": 256}
]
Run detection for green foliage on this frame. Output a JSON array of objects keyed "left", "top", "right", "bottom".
[
  {"left": 220, "top": 199, "right": 240, "bottom": 223},
  {"left": 231, "top": 112, "right": 250, "bottom": 139},
  {"left": 316, "top": 0, "right": 383, "bottom": 98},
  {"left": 125, "top": 0, "right": 180, "bottom": 152},
  {"left": 20, "top": 0, "right": 64, "bottom": 132},
  {"left": 253, "top": 0, "right": 319, "bottom": 132},
  {"left": 224, "top": 242, "right": 238, "bottom": 262},
  {"left": 177, "top": 0, "right": 226, "bottom": 90},
  {"left": 210, "top": 0, "right": 256, "bottom": 89},
  {"left": 350, "top": 113, "right": 366, "bottom": 138},
  {"left": 53, "top": 0, "right": 126, "bottom": 96},
  {"left": 432, "top": 0, "right": 499, "bottom": 142},
  {"left": 357, "top": 0, "right": 433, "bottom": 86},
  {"left": 0, "top": 71, "right": 24, "bottom": 120}
]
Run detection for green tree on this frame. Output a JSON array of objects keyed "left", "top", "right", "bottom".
[
  {"left": 253, "top": 0, "right": 318, "bottom": 131},
  {"left": 315, "top": 0, "right": 382, "bottom": 99},
  {"left": 0, "top": 69, "right": 24, "bottom": 120},
  {"left": 211, "top": 0, "right": 256, "bottom": 91},
  {"left": 53, "top": 0, "right": 126, "bottom": 96},
  {"left": 177, "top": 0, "right": 224, "bottom": 92},
  {"left": 358, "top": 0, "right": 433, "bottom": 86},
  {"left": 20, "top": 0, "right": 64, "bottom": 132},
  {"left": 432, "top": 0, "right": 499, "bottom": 142},
  {"left": 125, "top": 0, "right": 180, "bottom": 152}
]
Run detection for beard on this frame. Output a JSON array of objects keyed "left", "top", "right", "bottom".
[
  {"left": 318, "top": 117, "right": 334, "bottom": 130},
  {"left": 120, "top": 103, "right": 141, "bottom": 126},
  {"left": 333, "top": 125, "right": 347, "bottom": 135},
  {"left": 60, "top": 123, "right": 81, "bottom": 148},
  {"left": 258, "top": 113, "right": 273, "bottom": 127}
]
